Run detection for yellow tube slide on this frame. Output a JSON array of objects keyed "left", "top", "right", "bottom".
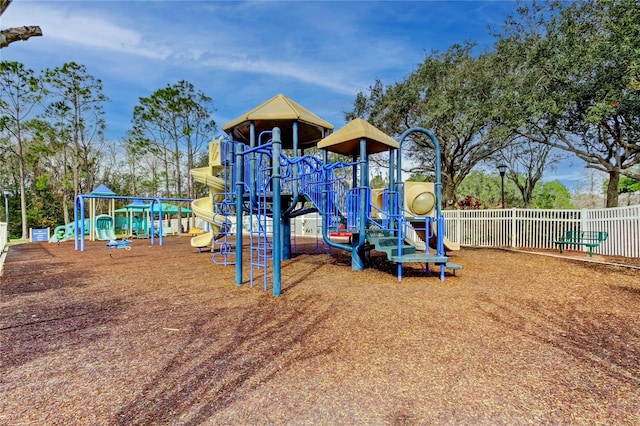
[{"left": 190, "top": 166, "right": 228, "bottom": 249}]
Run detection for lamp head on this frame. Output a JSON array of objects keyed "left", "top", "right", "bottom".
[{"left": 497, "top": 163, "right": 508, "bottom": 176}]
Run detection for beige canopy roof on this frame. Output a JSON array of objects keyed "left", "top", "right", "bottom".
[
  {"left": 222, "top": 94, "right": 334, "bottom": 149},
  {"left": 317, "top": 118, "right": 399, "bottom": 156}
]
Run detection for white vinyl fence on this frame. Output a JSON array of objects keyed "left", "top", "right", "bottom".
[
  {"left": 291, "top": 205, "right": 639, "bottom": 258},
  {"left": 443, "top": 204, "right": 640, "bottom": 258},
  {"left": 0, "top": 222, "right": 7, "bottom": 254}
]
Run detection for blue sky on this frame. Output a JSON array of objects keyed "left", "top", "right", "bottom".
[{"left": 1, "top": 0, "right": 593, "bottom": 190}]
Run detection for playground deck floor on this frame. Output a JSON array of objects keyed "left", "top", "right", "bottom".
[{"left": 1, "top": 237, "right": 639, "bottom": 424}]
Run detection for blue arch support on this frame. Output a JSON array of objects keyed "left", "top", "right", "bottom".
[{"left": 397, "top": 127, "right": 446, "bottom": 281}]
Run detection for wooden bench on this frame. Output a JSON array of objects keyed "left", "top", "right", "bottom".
[{"left": 553, "top": 231, "right": 608, "bottom": 257}]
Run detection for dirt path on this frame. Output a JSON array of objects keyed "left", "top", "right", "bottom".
[{"left": 1, "top": 238, "right": 639, "bottom": 424}]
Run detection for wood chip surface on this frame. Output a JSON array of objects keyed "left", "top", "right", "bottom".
[{"left": 1, "top": 238, "right": 639, "bottom": 424}]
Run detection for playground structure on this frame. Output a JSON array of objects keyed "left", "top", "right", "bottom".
[
  {"left": 49, "top": 221, "right": 90, "bottom": 243},
  {"left": 73, "top": 185, "right": 192, "bottom": 251},
  {"left": 190, "top": 94, "right": 462, "bottom": 296},
  {"left": 114, "top": 201, "right": 192, "bottom": 237}
]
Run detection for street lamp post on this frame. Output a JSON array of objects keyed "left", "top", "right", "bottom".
[
  {"left": 3, "top": 189, "right": 10, "bottom": 242},
  {"left": 497, "top": 164, "right": 507, "bottom": 209}
]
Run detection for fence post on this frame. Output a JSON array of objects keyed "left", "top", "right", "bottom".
[
  {"left": 580, "top": 208, "right": 588, "bottom": 232},
  {"left": 511, "top": 208, "right": 517, "bottom": 247},
  {"left": 455, "top": 210, "right": 461, "bottom": 245}
]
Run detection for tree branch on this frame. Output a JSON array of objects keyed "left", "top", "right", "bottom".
[
  {"left": 0, "top": 26, "right": 43, "bottom": 48},
  {"left": 0, "top": 0, "right": 12, "bottom": 17}
]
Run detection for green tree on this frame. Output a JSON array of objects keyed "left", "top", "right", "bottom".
[
  {"left": 370, "top": 174, "right": 387, "bottom": 189},
  {"left": 347, "top": 43, "right": 510, "bottom": 208},
  {"left": 456, "top": 170, "right": 509, "bottom": 208},
  {"left": 28, "top": 172, "right": 63, "bottom": 229},
  {"left": 532, "top": 180, "right": 574, "bottom": 209},
  {"left": 618, "top": 174, "right": 639, "bottom": 193},
  {"left": 495, "top": 135, "right": 565, "bottom": 207},
  {"left": 494, "top": 0, "right": 640, "bottom": 207},
  {"left": 0, "top": 61, "right": 44, "bottom": 239},
  {"left": 617, "top": 174, "right": 640, "bottom": 205},
  {"left": 406, "top": 173, "right": 432, "bottom": 182},
  {"left": 43, "top": 62, "right": 108, "bottom": 220},
  {"left": 129, "top": 80, "right": 216, "bottom": 199},
  {"left": 454, "top": 168, "right": 570, "bottom": 209}
]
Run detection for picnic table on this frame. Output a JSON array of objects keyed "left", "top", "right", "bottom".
[{"left": 553, "top": 230, "right": 608, "bottom": 257}]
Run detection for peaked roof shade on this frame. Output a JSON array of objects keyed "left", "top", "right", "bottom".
[
  {"left": 90, "top": 184, "right": 116, "bottom": 196},
  {"left": 115, "top": 203, "right": 192, "bottom": 214},
  {"left": 317, "top": 118, "right": 399, "bottom": 156},
  {"left": 222, "top": 94, "right": 334, "bottom": 149}
]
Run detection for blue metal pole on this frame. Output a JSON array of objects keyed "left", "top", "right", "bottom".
[
  {"left": 149, "top": 198, "right": 165, "bottom": 246},
  {"left": 74, "top": 195, "right": 84, "bottom": 251},
  {"left": 235, "top": 143, "right": 244, "bottom": 286},
  {"left": 282, "top": 219, "right": 291, "bottom": 259},
  {"left": 388, "top": 148, "right": 395, "bottom": 226},
  {"left": 394, "top": 141, "right": 404, "bottom": 282},
  {"left": 150, "top": 199, "right": 157, "bottom": 246},
  {"left": 351, "top": 138, "right": 368, "bottom": 271},
  {"left": 394, "top": 140, "right": 404, "bottom": 281},
  {"left": 81, "top": 195, "right": 87, "bottom": 251},
  {"left": 272, "top": 128, "right": 282, "bottom": 296},
  {"left": 282, "top": 122, "right": 298, "bottom": 260},
  {"left": 250, "top": 122, "right": 256, "bottom": 207},
  {"left": 74, "top": 195, "right": 79, "bottom": 250}
]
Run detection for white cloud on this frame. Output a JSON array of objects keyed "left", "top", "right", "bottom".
[
  {"left": 3, "top": 1, "right": 369, "bottom": 95},
  {"left": 2, "top": 2, "right": 170, "bottom": 59},
  {"left": 191, "top": 53, "right": 359, "bottom": 95},
  {"left": 2, "top": 0, "right": 509, "bottom": 93}
]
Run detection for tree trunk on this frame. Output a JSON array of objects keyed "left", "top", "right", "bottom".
[
  {"left": 605, "top": 170, "right": 620, "bottom": 208},
  {"left": 13, "top": 121, "right": 29, "bottom": 240},
  {"left": 18, "top": 155, "right": 28, "bottom": 240},
  {"left": 442, "top": 183, "right": 457, "bottom": 209},
  {"left": 62, "top": 198, "right": 69, "bottom": 225}
]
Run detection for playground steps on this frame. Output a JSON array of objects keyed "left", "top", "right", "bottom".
[
  {"left": 442, "top": 262, "right": 464, "bottom": 275},
  {"left": 365, "top": 230, "right": 416, "bottom": 257},
  {"left": 389, "top": 252, "right": 449, "bottom": 264},
  {"left": 365, "top": 229, "right": 451, "bottom": 266}
]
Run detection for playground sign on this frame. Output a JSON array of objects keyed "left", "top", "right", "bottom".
[{"left": 31, "top": 228, "right": 49, "bottom": 242}]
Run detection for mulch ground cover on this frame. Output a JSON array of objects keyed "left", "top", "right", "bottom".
[{"left": 1, "top": 236, "right": 639, "bottom": 425}]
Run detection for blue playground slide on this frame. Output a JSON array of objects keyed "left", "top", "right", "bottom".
[
  {"left": 95, "top": 215, "right": 117, "bottom": 241},
  {"left": 97, "top": 228, "right": 117, "bottom": 241}
]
